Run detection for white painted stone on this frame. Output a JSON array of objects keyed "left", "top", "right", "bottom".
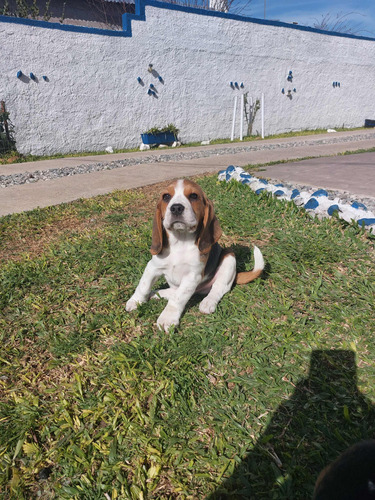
[
  {"left": 219, "top": 166, "right": 375, "bottom": 234},
  {"left": 139, "top": 143, "right": 150, "bottom": 150},
  {"left": 1, "top": 6, "right": 375, "bottom": 155}
]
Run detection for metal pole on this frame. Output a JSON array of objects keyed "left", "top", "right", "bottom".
[
  {"left": 261, "top": 93, "right": 265, "bottom": 139},
  {"left": 249, "top": 96, "right": 253, "bottom": 136},
  {"left": 231, "top": 95, "right": 238, "bottom": 141},
  {"left": 240, "top": 93, "right": 244, "bottom": 141}
]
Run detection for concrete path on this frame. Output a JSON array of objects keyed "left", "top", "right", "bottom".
[
  {"left": 1, "top": 129, "right": 375, "bottom": 216},
  {"left": 257, "top": 152, "right": 375, "bottom": 198}
]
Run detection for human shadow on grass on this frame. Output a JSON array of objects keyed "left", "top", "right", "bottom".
[{"left": 209, "top": 350, "right": 375, "bottom": 499}]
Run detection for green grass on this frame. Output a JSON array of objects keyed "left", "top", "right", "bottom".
[
  {"left": 0, "top": 127, "right": 367, "bottom": 165},
  {"left": 1, "top": 177, "right": 375, "bottom": 499}
]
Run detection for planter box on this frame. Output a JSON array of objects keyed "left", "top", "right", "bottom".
[{"left": 141, "top": 132, "right": 176, "bottom": 145}]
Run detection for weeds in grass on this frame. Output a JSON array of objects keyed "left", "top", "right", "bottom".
[{"left": 0, "top": 177, "right": 374, "bottom": 498}]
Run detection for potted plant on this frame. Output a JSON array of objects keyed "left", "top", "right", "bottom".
[{"left": 141, "top": 124, "right": 179, "bottom": 145}]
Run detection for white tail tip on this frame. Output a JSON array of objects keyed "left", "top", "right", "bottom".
[{"left": 253, "top": 245, "right": 265, "bottom": 271}]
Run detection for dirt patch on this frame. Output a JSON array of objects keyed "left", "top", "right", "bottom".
[{"left": 0, "top": 216, "right": 103, "bottom": 263}]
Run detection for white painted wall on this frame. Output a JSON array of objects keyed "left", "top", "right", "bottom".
[{"left": 1, "top": 5, "right": 375, "bottom": 155}]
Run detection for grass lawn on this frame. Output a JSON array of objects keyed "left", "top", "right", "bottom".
[{"left": 1, "top": 175, "right": 375, "bottom": 499}]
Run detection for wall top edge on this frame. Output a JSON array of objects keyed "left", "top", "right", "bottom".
[
  {"left": 1, "top": 0, "right": 375, "bottom": 42},
  {"left": 0, "top": 14, "right": 130, "bottom": 36}
]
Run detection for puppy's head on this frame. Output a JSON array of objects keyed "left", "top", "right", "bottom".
[{"left": 150, "top": 179, "right": 222, "bottom": 255}]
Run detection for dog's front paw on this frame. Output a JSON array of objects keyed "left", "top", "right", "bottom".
[
  {"left": 199, "top": 296, "right": 218, "bottom": 314},
  {"left": 157, "top": 305, "right": 180, "bottom": 332},
  {"left": 126, "top": 298, "right": 140, "bottom": 312}
]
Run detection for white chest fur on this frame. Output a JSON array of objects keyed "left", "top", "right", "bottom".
[{"left": 154, "top": 237, "right": 204, "bottom": 288}]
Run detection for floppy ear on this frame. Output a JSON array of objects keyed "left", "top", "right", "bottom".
[
  {"left": 150, "top": 201, "right": 164, "bottom": 255},
  {"left": 197, "top": 199, "right": 222, "bottom": 254}
]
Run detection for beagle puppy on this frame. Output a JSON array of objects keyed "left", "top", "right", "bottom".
[{"left": 126, "top": 179, "right": 264, "bottom": 331}]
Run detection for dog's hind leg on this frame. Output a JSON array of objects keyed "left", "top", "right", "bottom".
[{"left": 199, "top": 253, "right": 236, "bottom": 314}]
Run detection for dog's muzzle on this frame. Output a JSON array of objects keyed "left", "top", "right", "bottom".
[{"left": 170, "top": 203, "right": 185, "bottom": 216}]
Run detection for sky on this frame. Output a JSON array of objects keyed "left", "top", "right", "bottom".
[{"left": 231, "top": 0, "right": 375, "bottom": 37}]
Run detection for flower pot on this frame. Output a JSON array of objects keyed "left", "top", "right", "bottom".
[{"left": 141, "top": 132, "right": 176, "bottom": 145}]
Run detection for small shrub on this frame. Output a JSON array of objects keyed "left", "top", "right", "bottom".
[{"left": 143, "top": 123, "right": 179, "bottom": 137}]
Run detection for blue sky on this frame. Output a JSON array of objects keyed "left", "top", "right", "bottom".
[{"left": 232, "top": 0, "right": 375, "bottom": 37}]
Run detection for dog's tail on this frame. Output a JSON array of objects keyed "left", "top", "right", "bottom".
[{"left": 235, "top": 245, "right": 265, "bottom": 285}]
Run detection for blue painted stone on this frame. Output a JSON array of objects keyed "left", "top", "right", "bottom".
[
  {"left": 312, "top": 189, "right": 328, "bottom": 197},
  {"left": 291, "top": 189, "right": 300, "bottom": 199},
  {"left": 304, "top": 198, "right": 319, "bottom": 210},
  {"left": 275, "top": 183, "right": 284, "bottom": 187},
  {"left": 225, "top": 173, "right": 232, "bottom": 181},
  {"left": 351, "top": 201, "right": 367, "bottom": 211},
  {"left": 357, "top": 218, "right": 375, "bottom": 227},
  {"left": 274, "top": 190, "right": 285, "bottom": 196},
  {"left": 227, "top": 165, "right": 236, "bottom": 172},
  {"left": 327, "top": 204, "right": 340, "bottom": 216},
  {"left": 255, "top": 188, "right": 265, "bottom": 195},
  {"left": 240, "top": 172, "right": 252, "bottom": 178},
  {"left": 259, "top": 179, "right": 268, "bottom": 185}
]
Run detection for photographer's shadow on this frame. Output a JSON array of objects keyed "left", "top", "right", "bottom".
[{"left": 210, "top": 350, "right": 375, "bottom": 499}]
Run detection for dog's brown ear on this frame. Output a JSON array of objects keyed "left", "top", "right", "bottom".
[
  {"left": 197, "top": 199, "right": 222, "bottom": 254},
  {"left": 150, "top": 201, "right": 164, "bottom": 255}
]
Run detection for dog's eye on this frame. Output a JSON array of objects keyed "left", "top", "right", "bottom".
[
  {"left": 162, "top": 193, "right": 171, "bottom": 202},
  {"left": 189, "top": 193, "right": 198, "bottom": 200}
]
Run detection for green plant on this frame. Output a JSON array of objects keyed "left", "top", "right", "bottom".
[
  {"left": 43, "top": 0, "right": 51, "bottom": 21},
  {"left": 59, "top": 1, "right": 66, "bottom": 23},
  {"left": 15, "top": 0, "right": 29, "bottom": 17},
  {"left": 144, "top": 123, "right": 179, "bottom": 137},
  {"left": 1, "top": 0, "right": 55, "bottom": 21},
  {"left": 0, "top": 102, "right": 16, "bottom": 154},
  {"left": 30, "top": 0, "right": 39, "bottom": 19},
  {"left": 2, "top": 0, "right": 10, "bottom": 15}
]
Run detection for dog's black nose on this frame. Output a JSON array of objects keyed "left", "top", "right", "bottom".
[{"left": 170, "top": 203, "right": 185, "bottom": 216}]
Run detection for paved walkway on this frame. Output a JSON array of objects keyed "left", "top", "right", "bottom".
[
  {"left": 258, "top": 152, "right": 375, "bottom": 198},
  {"left": 1, "top": 129, "right": 375, "bottom": 216}
]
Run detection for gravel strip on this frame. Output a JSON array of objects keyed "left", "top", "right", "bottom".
[{"left": 1, "top": 132, "right": 374, "bottom": 190}]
